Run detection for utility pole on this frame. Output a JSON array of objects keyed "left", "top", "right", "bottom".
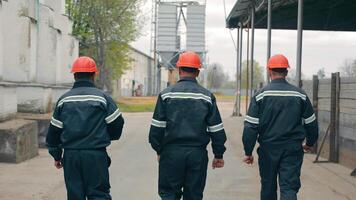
[{"left": 150, "top": 0, "right": 159, "bottom": 94}]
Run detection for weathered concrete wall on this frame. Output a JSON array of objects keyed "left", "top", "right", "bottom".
[
  {"left": 18, "top": 113, "right": 51, "bottom": 148},
  {"left": 17, "top": 85, "right": 53, "bottom": 113},
  {"left": 1, "top": 0, "right": 37, "bottom": 82},
  {"left": 0, "top": 0, "right": 77, "bottom": 85},
  {"left": 16, "top": 84, "right": 71, "bottom": 113},
  {"left": 51, "top": 86, "right": 71, "bottom": 104},
  {"left": 36, "top": 4, "right": 57, "bottom": 84},
  {"left": 0, "top": 3, "right": 3, "bottom": 81},
  {"left": 0, "top": 86, "right": 17, "bottom": 121},
  {"left": 0, "top": 119, "right": 38, "bottom": 163},
  {"left": 0, "top": 0, "right": 78, "bottom": 114},
  {"left": 304, "top": 77, "right": 356, "bottom": 169}
]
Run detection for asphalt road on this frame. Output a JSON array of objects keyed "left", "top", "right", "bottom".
[
  {"left": 107, "top": 102, "right": 356, "bottom": 200},
  {"left": 108, "top": 102, "right": 259, "bottom": 200},
  {"left": 1, "top": 101, "right": 355, "bottom": 200}
]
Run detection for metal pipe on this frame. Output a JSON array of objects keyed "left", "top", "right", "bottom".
[
  {"left": 245, "top": 27, "right": 250, "bottom": 114},
  {"left": 296, "top": 0, "right": 303, "bottom": 87},
  {"left": 250, "top": 5, "right": 255, "bottom": 98},
  {"left": 266, "top": 0, "right": 272, "bottom": 83},
  {"left": 233, "top": 27, "right": 240, "bottom": 116},
  {"left": 238, "top": 24, "right": 243, "bottom": 115}
]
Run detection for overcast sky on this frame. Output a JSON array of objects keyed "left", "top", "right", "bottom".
[{"left": 131, "top": 0, "right": 356, "bottom": 80}]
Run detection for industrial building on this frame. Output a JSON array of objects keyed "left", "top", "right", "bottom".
[
  {"left": 112, "top": 46, "right": 169, "bottom": 98},
  {"left": 227, "top": 0, "right": 356, "bottom": 172},
  {"left": 0, "top": 0, "right": 79, "bottom": 162},
  {"left": 0, "top": 0, "right": 78, "bottom": 119}
]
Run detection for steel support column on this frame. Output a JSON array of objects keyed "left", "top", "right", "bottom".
[
  {"left": 245, "top": 27, "right": 250, "bottom": 113},
  {"left": 266, "top": 0, "right": 272, "bottom": 83},
  {"left": 233, "top": 28, "right": 241, "bottom": 116},
  {"left": 296, "top": 0, "right": 303, "bottom": 87},
  {"left": 239, "top": 24, "right": 243, "bottom": 115},
  {"left": 250, "top": 6, "right": 255, "bottom": 98}
]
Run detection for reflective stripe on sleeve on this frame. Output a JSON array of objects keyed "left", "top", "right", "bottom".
[
  {"left": 151, "top": 119, "right": 167, "bottom": 128},
  {"left": 51, "top": 117, "right": 63, "bottom": 129},
  {"left": 207, "top": 123, "right": 224, "bottom": 133},
  {"left": 245, "top": 115, "right": 259, "bottom": 125},
  {"left": 105, "top": 108, "right": 122, "bottom": 124},
  {"left": 303, "top": 113, "right": 316, "bottom": 124}
]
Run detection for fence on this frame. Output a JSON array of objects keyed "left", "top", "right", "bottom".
[{"left": 303, "top": 73, "right": 356, "bottom": 171}]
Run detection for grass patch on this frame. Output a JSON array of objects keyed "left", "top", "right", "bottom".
[
  {"left": 215, "top": 95, "right": 249, "bottom": 102},
  {"left": 215, "top": 95, "right": 235, "bottom": 101},
  {"left": 118, "top": 97, "right": 156, "bottom": 112}
]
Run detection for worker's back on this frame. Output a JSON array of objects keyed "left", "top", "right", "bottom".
[
  {"left": 250, "top": 78, "right": 316, "bottom": 146},
  {"left": 51, "top": 80, "right": 122, "bottom": 149},
  {"left": 157, "top": 77, "right": 215, "bottom": 148}
]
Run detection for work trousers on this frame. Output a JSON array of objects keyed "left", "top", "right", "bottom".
[
  {"left": 258, "top": 144, "right": 304, "bottom": 200},
  {"left": 159, "top": 147, "right": 209, "bottom": 200},
  {"left": 63, "top": 149, "right": 112, "bottom": 200}
]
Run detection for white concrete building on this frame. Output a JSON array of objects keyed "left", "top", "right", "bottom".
[
  {"left": 113, "top": 46, "right": 169, "bottom": 98},
  {"left": 0, "top": 0, "right": 78, "bottom": 119}
]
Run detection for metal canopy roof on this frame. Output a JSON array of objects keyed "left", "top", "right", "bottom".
[{"left": 226, "top": 0, "right": 356, "bottom": 31}]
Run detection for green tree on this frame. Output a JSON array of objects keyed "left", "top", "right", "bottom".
[
  {"left": 240, "top": 60, "right": 264, "bottom": 89},
  {"left": 66, "top": 0, "right": 143, "bottom": 92}
]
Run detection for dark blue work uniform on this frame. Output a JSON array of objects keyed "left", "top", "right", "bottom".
[
  {"left": 46, "top": 80, "right": 124, "bottom": 200},
  {"left": 243, "top": 78, "right": 319, "bottom": 200},
  {"left": 149, "top": 77, "right": 227, "bottom": 200}
]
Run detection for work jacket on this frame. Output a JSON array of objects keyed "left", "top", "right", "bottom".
[
  {"left": 46, "top": 80, "right": 124, "bottom": 161},
  {"left": 242, "top": 78, "right": 319, "bottom": 156},
  {"left": 149, "top": 77, "right": 227, "bottom": 158}
]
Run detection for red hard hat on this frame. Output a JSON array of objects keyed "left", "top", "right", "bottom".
[
  {"left": 267, "top": 54, "right": 290, "bottom": 69},
  {"left": 71, "top": 56, "right": 98, "bottom": 73},
  {"left": 176, "top": 51, "right": 202, "bottom": 69}
]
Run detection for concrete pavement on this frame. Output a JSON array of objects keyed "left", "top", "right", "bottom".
[{"left": 0, "top": 101, "right": 355, "bottom": 199}]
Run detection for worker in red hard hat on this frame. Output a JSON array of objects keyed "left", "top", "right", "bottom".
[
  {"left": 46, "top": 56, "right": 124, "bottom": 199},
  {"left": 242, "top": 54, "right": 319, "bottom": 200},
  {"left": 149, "top": 51, "right": 227, "bottom": 200}
]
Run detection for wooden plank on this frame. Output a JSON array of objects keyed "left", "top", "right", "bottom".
[
  {"left": 340, "top": 83, "right": 356, "bottom": 90},
  {"left": 318, "top": 91, "right": 331, "bottom": 98},
  {"left": 318, "top": 99, "right": 331, "bottom": 111},
  {"left": 312, "top": 75, "right": 319, "bottom": 153},
  {"left": 339, "top": 99, "right": 356, "bottom": 109},
  {"left": 318, "top": 110, "right": 330, "bottom": 123},
  {"left": 319, "top": 78, "right": 331, "bottom": 85},
  {"left": 340, "top": 89, "right": 356, "bottom": 99},
  {"left": 340, "top": 107, "right": 356, "bottom": 115},
  {"left": 340, "top": 77, "right": 356, "bottom": 84},
  {"left": 339, "top": 113, "right": 356, "bottom": 129},
  {"left": 329, "top": 72, "right": 339, "bottom": 162},
  {"left": 339, "top": 126, "right": 356, "bottom": 141},
  {"left": 319, "top": 84, "right": 331, "bottom": 91}
]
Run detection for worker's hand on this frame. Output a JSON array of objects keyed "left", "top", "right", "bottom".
[
  {"left": 212, "top": 159, "right": 224, "bottom": 169},
  {"left": 54, "top": 160, "right": 63, "bottom": 169},
  {"left": 243, "top": 155, "right": 254, "bottom": 165},
  {"left": 303, "top": 144, "right": 313, "bottom": 153},
  {"left": 157, "top": 155, "right": 160, "bottom": 162}
]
